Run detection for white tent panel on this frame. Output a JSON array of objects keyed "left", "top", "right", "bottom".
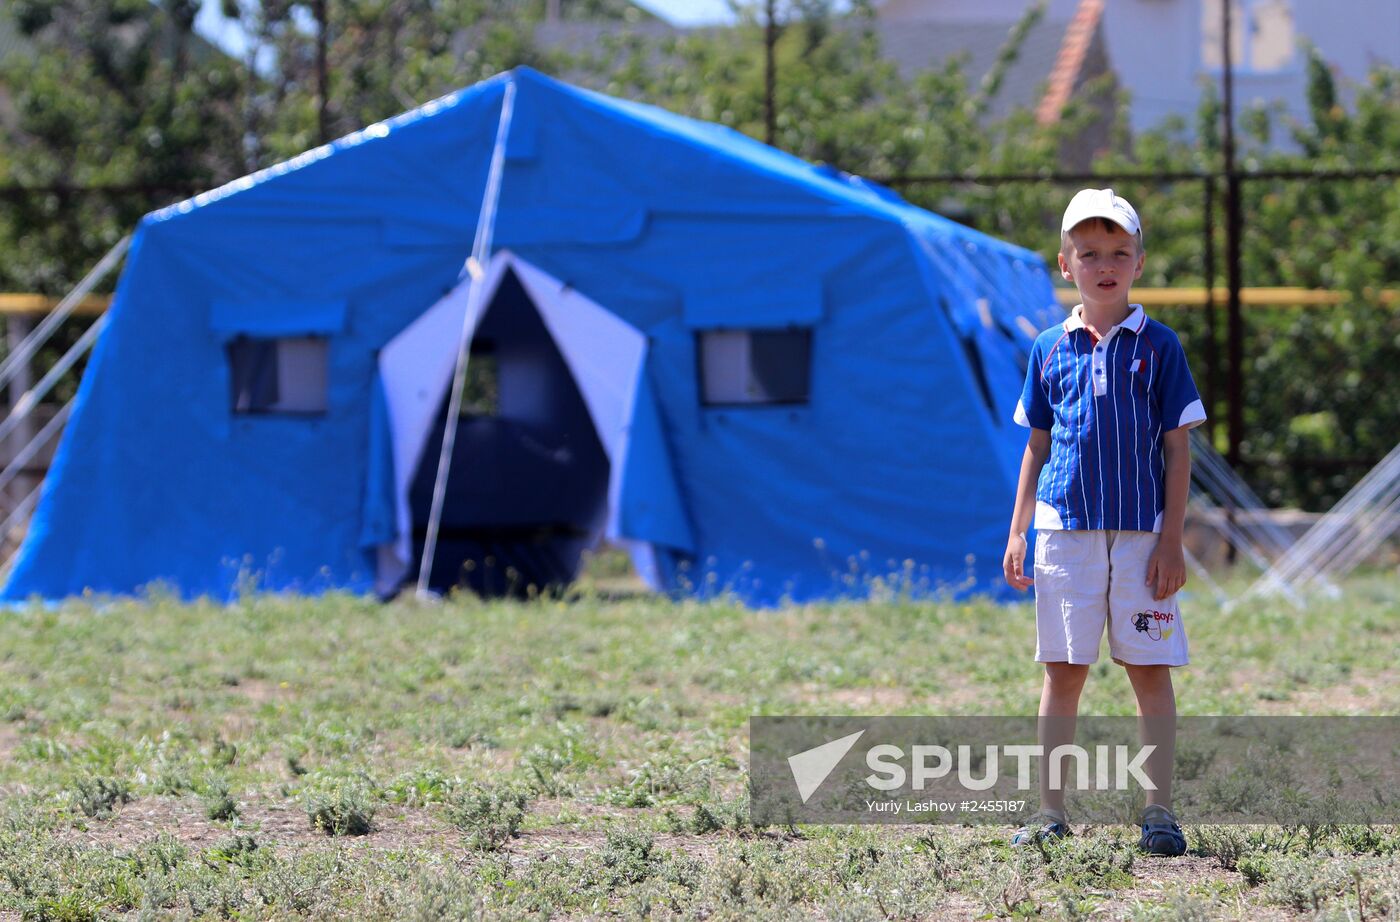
[
  {"left": 510, "top": 256, "right": 659, "bottom": 589},
  {"left": 510, "top": 259, "right": 644, "bottom": 533}
]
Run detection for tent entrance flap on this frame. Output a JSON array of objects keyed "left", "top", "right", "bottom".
[
  {"left": 408, "top": 268, "right": 609, "bottom": 594},
  {"left": 374, "top": 252, "right": 674, "bottom": 595}
]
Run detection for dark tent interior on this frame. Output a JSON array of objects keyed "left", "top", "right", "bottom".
[{"left": 408, "top": 270, "right": 610, "bottom": 595}]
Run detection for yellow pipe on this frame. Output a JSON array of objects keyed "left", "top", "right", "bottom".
[
  {"left": 0, "top": 288, "right": 1396, "bottom": 315},
  {"left": 0, "top": 294, "right": 111, "bottom": 316},
  {"left": 1054, "top": 287, "right": 1400, "bottom": 308}
]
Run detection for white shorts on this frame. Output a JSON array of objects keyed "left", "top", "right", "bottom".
[{"left": 1033, "top": 529, "right": 1189, "bottom": 667}]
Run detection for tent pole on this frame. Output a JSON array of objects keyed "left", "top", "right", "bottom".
[{"left": 415, "top": 77, "right": 516, "bottom": 599}]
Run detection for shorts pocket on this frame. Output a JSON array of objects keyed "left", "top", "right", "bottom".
[{"left": 1035, "top": 530, "right": 1092, "bottom": 567}]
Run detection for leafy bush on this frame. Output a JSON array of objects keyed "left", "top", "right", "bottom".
[
  {"left": 602, "top": 828, "right": 658, "bottom": 887},
  {"left": 204, "top": 833, "right": 260, "bottom": 868},
  {"left": 303, "top": 782, "right": 376, "bottom": 836},
  {"left": 68, "top": 775, "right": 131, "bottom": 819},
  {"left": 442, "top": 783, "right": 529, "bottom": 852},
  {"left": 201, "top": 778, "right": 239, "bottom": 821}
]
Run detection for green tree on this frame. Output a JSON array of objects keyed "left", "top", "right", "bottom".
[
  {"left": 1089, "top": 53, "right": 1400, "bottom": 508},
  {"left": 1224, "top": 55, "right": 1400, "bottom": 508},
  {"left": 0, "top": 0, "right": 245, "bottom": 292}
]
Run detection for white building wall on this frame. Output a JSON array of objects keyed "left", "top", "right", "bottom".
[
  {"left": 1196, "top": 0, "right": 1400, "bottom": 141},
  {"left": 1100, "top": 0, "right": 1205, "bottom": 135},
  {"left": 876, "top": 0, "right": 1081, "bottom": 21},
  {"left": 1293, "top": 1, "right": 1400, "bottom": 84},
  {"left": 876, "top": 0, "right": 1400, "bottom": 144}
]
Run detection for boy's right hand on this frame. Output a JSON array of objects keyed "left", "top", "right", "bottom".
[{"left": 1003, "top": 533, "right": 1034, "bottom": 591}]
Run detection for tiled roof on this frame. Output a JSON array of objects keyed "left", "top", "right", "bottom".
[{"left": 1037, "top": 0, "right": 1103, "bottom": 125}]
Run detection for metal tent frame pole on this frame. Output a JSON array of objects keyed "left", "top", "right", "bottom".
[
  {"left": 1189, "top": 431, "right": 1298, "bottom": 562},
  {"left": 1185, "top": 428, "right": 1325, "bottom": 605},
  {"left": 0, "top": 236, "right": 128, "bottom": 392},
  {"left": 0, "top": 236, "right": 128, "bottom": 570},
  {"left": 415, "top": 78, "right": 517, "bottom": 599},
  {"left": 1248, "top": 441, "right": 1400, "bottom": 599},
  {"left": 0, "top": 314, "right": 108, "bottom": 448}
]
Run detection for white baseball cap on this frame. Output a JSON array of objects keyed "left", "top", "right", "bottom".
[{"left": 1061, "top": 188, "right": 1142, "bottom": 239}]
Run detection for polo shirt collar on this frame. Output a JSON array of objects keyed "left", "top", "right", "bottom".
[{"left": 1063, "top": 303, "right": 1147, "bottom": 336}]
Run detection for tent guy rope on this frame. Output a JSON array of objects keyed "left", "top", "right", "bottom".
[{"left": 416, "top": 78, "right": 517, "bottom": 599}]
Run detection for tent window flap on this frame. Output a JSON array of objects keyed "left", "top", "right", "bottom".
[
  {"left": 698, "top": 329, "right": 811, "bottom": 406},
  {"left": 227, "top": 336, "right": 329, "bottom": 415},
  {"left": 210, "top": 299, "right": 347, "bottom": 337}
]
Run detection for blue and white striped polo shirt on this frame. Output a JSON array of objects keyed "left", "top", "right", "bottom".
[{"left": 1014, "top": 304, "right": 1206, "bottom": 532}]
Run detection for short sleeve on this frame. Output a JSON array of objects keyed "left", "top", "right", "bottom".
[
  {"left": 1156, "top": 334, "right": 1206, "bottom": 430},
  {"left": 1014, "top": 338, "right": 1053, "bottom": 429}
]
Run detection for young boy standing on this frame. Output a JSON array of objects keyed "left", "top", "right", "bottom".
[{"left": 1003, "top": 189, "right": 1206, "bottom": 856}]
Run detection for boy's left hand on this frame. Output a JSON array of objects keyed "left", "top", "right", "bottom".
[{"left": 1145, "top": 538, "right": 1187, "bottom": 601}]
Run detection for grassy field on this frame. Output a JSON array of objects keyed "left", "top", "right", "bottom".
[{"left": 0, "top": 568, "right": 1396, "bottom": 920}]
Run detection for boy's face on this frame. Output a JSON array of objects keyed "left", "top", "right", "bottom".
[{"left": 1058, "top": 220, "right": 1144, "bottom": 312}]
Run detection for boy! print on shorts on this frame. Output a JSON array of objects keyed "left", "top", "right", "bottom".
[{"left": 1132, "top": 609, "right": 1175, "bottom": 642}]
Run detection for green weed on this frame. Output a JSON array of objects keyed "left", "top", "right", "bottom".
[
  {"left": 1191, "top": 826, "right": 1246, "bottom": 870},
  {"left": 303, "top": 781, "right": 377, "bottom": 836},
  {"left": 200, "top": 778, "right": 239, "bottom": 821},
  {"left": 67, "top": 775, "right": 131, "bottom": 819},
  {"left": 1126, "top": 893, "right": 1216, "bottom": 921},
  {"left": 1261, "top": 856, "right": 1353, "bottom": 912},
  {"left": 443, "top": 783, "right": 529, "bottom": 851},
  {"left": 665, "top": 796, "right": 750, "bottom": 835},
  {"left": 392, "top": 868, "right": 485, "bottom": 921},
  {"left": 384, "top": 767, "right": 457, "bottom": 807},
  {"left": 602, "top": 828, "right": 659, "bottom": 887},
  {"left": 1042, "top": 833, "right": 1135, "bottom": 888},
  {"left": 203, "top": 833, "right": 260, "bottom": 869}
]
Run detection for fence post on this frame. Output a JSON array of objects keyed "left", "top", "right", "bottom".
[
  {"left": 1220, "top": 0, "right": 1244, "bottom": 566},
  {"left": 1202, "top": 175, "right": 1217, "bottom": 445},
  {"left": 764, "top": 0, "right": 778, "bottom": 147}
]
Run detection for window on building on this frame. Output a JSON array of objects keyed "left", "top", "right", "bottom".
[
  {"left": 1201, "top": 0, "right": 1296, "bottom": 73},
  {"left": 698, "top": 329, "right": 812, "bottom": 406},
  {"left": 227, "top": 335, "right": 329, "bottom": 415}
]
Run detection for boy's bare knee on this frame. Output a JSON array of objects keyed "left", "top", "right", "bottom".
[
  {"left": 1044, "top": 662, "right": 1090, "bottom": 687},
  {"left": 1121, "top": 663, "right": 1172, "bottom": 685},
  {"left": 1122, "top": 663, "right": 1177, "bottom": 715}
]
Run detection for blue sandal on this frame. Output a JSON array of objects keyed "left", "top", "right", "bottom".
[
  {"left": 1011, "top": 810, "right": 1071, "bottom": 846},
  {"left": 1139, "top": 804, "right": 1187, "bottom": 856}
]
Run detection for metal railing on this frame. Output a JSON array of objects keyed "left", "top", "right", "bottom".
[{"left": 0, "top": 236, "right": 128, "bottom": 572}]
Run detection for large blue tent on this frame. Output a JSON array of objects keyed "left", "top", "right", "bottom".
[{"left": 4, "top": 67, "right": 1062, "bottom": 605}]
